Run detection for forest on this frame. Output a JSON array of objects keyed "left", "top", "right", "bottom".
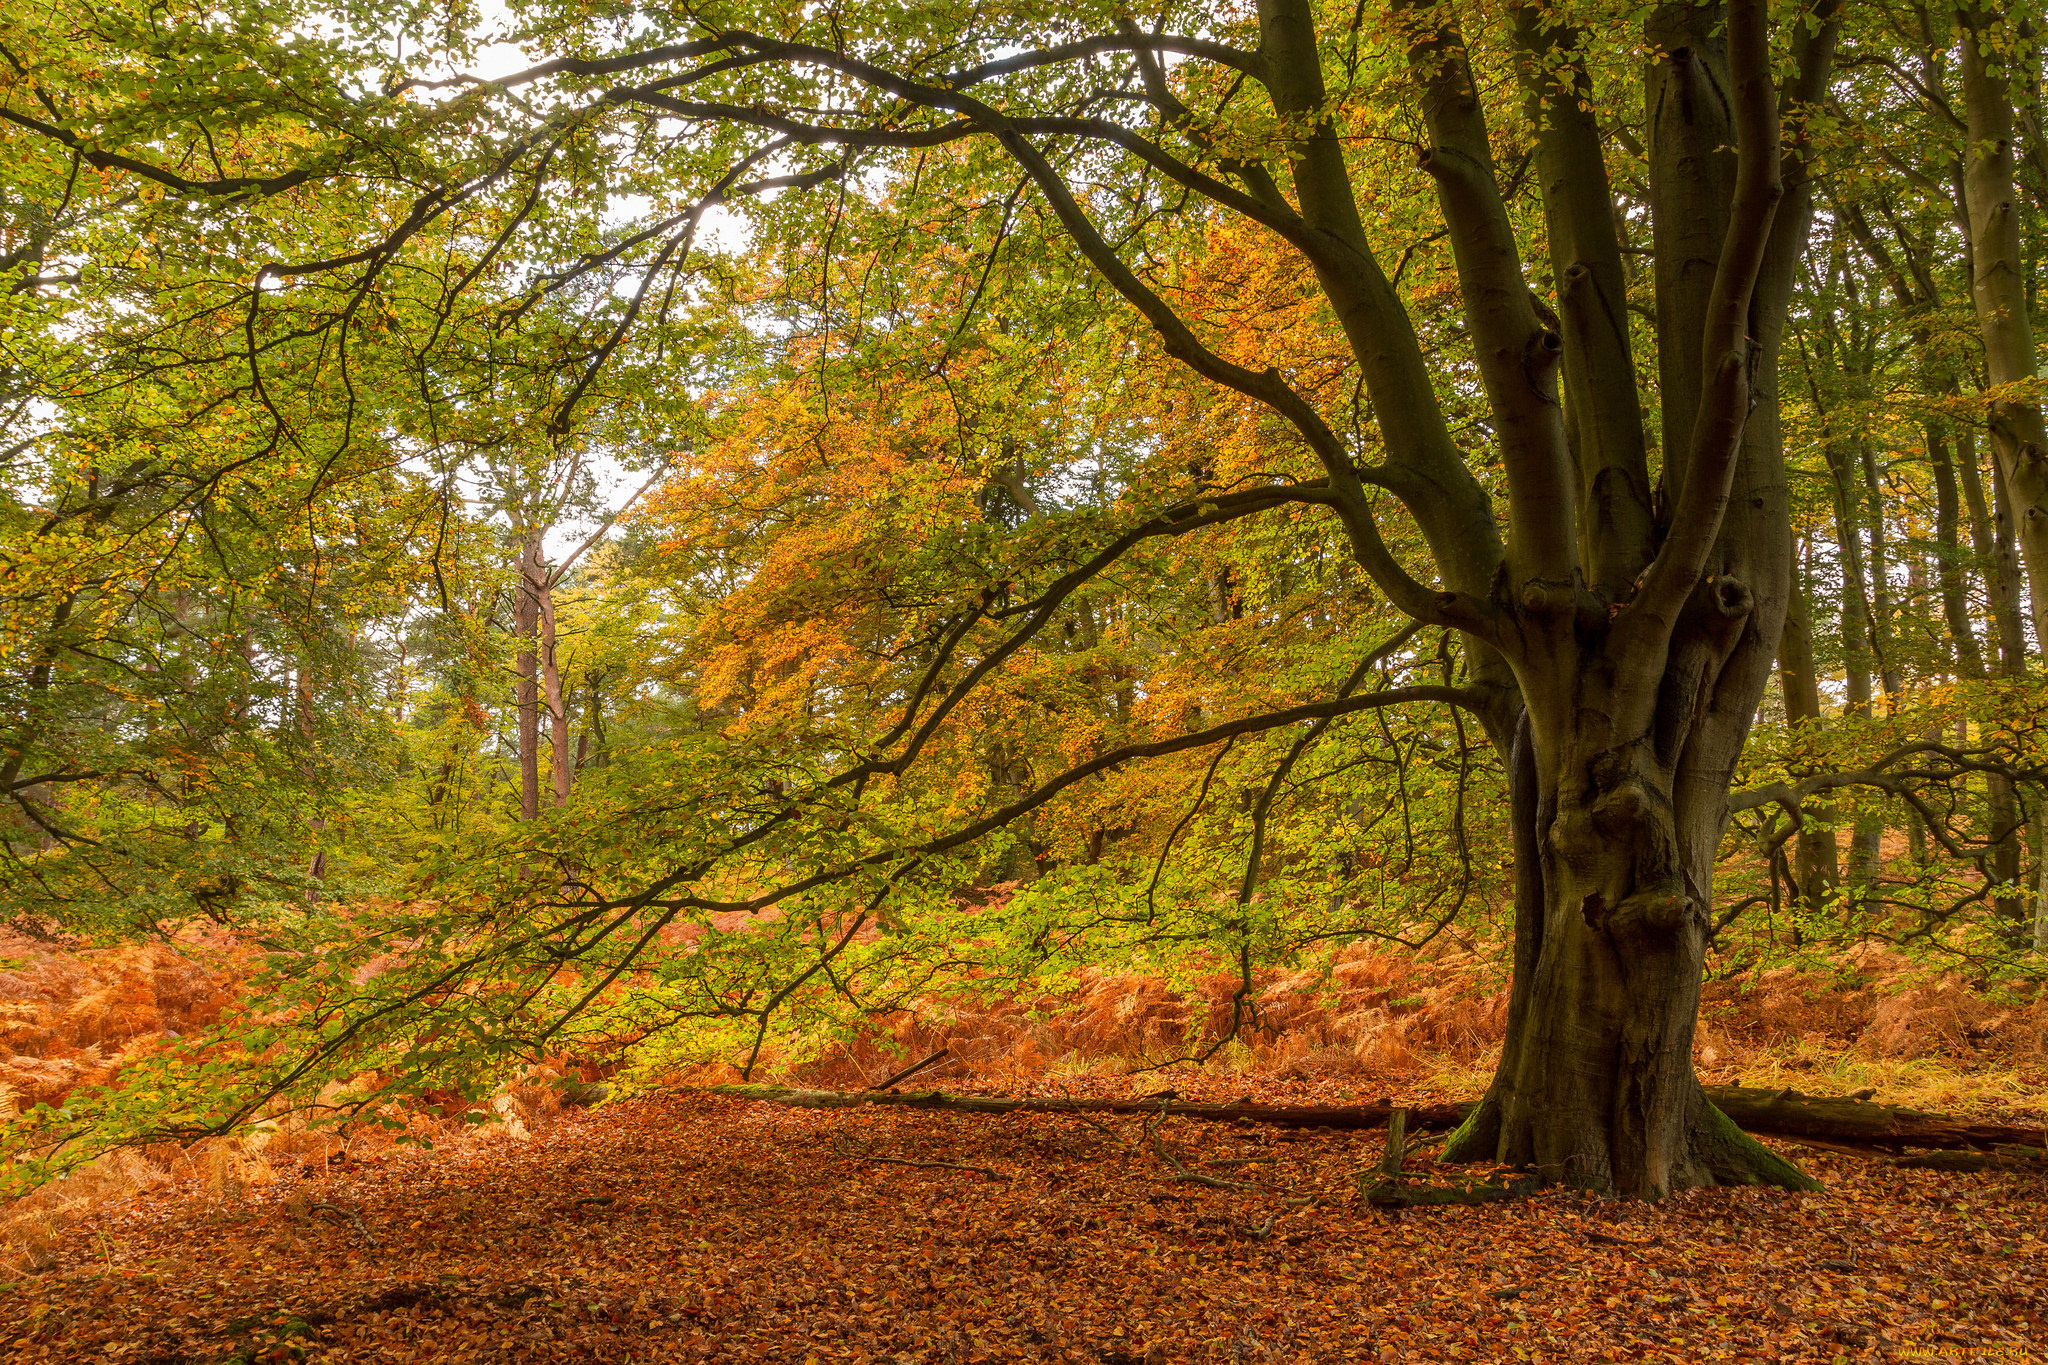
[{"left": 1, "top": 0, "right": 2046, "bottom": 1359}]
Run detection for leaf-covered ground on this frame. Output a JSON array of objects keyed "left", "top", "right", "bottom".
[{"left": 5, "top": 1089, "right": 2044, "bottom": 1363}]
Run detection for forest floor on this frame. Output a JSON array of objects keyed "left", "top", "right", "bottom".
[{"left": 3, "top": 1081, "right": 2045, "bottom": 1365}]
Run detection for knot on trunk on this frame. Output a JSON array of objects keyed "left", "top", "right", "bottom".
[
  {"left": 1705, "top": 574, "right": 1752, "bottom": 619},
  {"left": 1517, "top": 578, "right": 1573, "bottom": 617},
  {"left": 1679, "top": 572, "right": 1756, "bottom": 647},
  {"left": 1582, "top": 881, "right": 1698, "bottom": 943},
  {"left": 1589, "top": 779, "right": 1651, "bottom": 838},
  {"left": 1524, "top": 327, "right": 1564, "bottom": 400}
]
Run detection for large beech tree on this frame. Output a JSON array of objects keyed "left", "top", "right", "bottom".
[
  {"left": 3, "top": 0, "right": 1878, "bottom": 1194},
  {"left": 497, "top": 0, "right": 1835, "bottom": 1196}
]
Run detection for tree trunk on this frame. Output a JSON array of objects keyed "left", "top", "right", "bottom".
[
  {"left": 1776, "top": 540, "right": 1838, "bottom": 909},
  {"left": 1959, "top": 426, "right": 2029, "bottom": 673},
  {"left": 2036, "top": 818, "right": 2048, "bottom": 953},
  {"left": 539, "top": 575, "right": 571, "bottom": 808},
  {"left": 513, "top": 529, "right": 543, "bottom": 822},
  {"left": 1824, "top": 438, "right": 1882, "bottom": 899},
  {"left": 1428, "top": 0, "right": 1824, "bottom": 1196},
  {"left": 1858, "top": 442, "right": 1902, "bottom": 705},
  {"left": 584, "top": 669, "right": 610, "bottom": 769},
  {"left": 1960, "top": 7, "right": 2048, "bottom": 654},
  {"left": 1445, "top": 720, "right": 1814, "bottom": 1193},
  {"left": 1827, "top": 440, "right": 1876, "bottom": 719},
  {"left": 1929, "top": 424, "right": 1987, "bottom": 681}
]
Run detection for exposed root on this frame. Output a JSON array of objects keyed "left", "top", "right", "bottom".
[{"left": 1692, "top": 1101, "right": 1824, "bottom": 1192}]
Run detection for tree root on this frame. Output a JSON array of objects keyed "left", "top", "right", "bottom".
[
  {"left": 1693, "top": 1100, "right": 1825, "bottom": 1192},
  {"left": 1438, "top": 1093, "right": 1823, "bottom": 1195}
]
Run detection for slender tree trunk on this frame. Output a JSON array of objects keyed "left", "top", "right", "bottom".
[
  {"left": 1822, "top": 439, "right": 1882, "bottom": 896},
  {"left": 539, "top": 577, "right": 571, "bottom": 807},
  {"left": 1905, "top": 553, "right": 1932, "bottom": 864},
  {"left": 1959, "top": 426, "right": 2029, "bottom": 671},
  {"left": 1777, "top": 539, "right": 1839, "bottom": 908},
  {"left": 295, "top": 665, "right": 326, "bottom": 888},
  {"left": 1986, "top": 469, "right": 2030, "bottom": 937},
  {"left": 1930, "top": 424, "right": 1988, "bottom": 680},
  {"left": 513, "top": 529, "right": 543, "bottom": 822},
  {"left": 1858, "top": 443, "right": 1902, "bottom": 704},
  {"left": 585, "top": 669, "right": 610, "bottom": 769},
  {"left": 1826, "top": 442, "right": 1876, "bottom": 719}
]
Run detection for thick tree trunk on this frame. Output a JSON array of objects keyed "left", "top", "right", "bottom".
[
  {"left": 1438, "top": 0, "right": 1834, "bottom": 1197},
  {"left": 1445, "top": 729, "right": 1813, "bottom": 1194},
  {"left": 1955, "top": 11, "right": 2048, "bottom": 954},
  {"left": 1960, "top": 8, "right": 2048, "bottom": 653}
]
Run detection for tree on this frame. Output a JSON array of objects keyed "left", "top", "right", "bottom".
[{"left": 1, "top": 0, "right": 1871, "bottom": 1196}]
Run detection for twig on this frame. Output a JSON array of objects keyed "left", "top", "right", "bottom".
[
  {"left": 1145, "top": 1108, "right": 1264, "bottom": 1192},
  {"left": 849, "top": 1153, "right": 1009, "bottom": 1180},
  {"left": 829, "top": 1128, "right": 1006, "bottom": 1179},
  {"left": 868, "top": 1047, "right": 951, "bottom": 1091},
  {"left": 311, "top": 1202, "right": 376, "bottom": 1247},
  {"left": 1053, "top": 1094, "right": 1133, "bottom": 1150}
]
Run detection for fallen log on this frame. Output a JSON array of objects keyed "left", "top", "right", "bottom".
[
  {"left": 1892, "top": 1146, "right": 2048, "bottom": 1173},
  {"left": 1364, "top": 1176, "right": 1540, "bottom": 1209},
  {"left": 700, "top": 1083, "right": 1464, "bottom": 1131},
  {"left": 1704, "top": 1086, "right": 2048, "bottom": 1153},
  {"left": 699, "top": 1083, "right": 2046, "bottom": 1153}
]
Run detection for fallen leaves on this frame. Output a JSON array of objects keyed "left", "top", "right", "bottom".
[{"left": 3, "top": 1089, "right": 2045, "bottom": 1362}]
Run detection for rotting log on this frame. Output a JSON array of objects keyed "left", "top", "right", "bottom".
[
  {"left": 1892, "top": 1146, "right": 2048, "bottom": 1173},
  {"left": 698, "top": 1083, "right": 2046, "bottom": 1154},
  {"left": 699, "top": 1084, "right": 1465, "bottom": 1131},
  {"left": 1704, "top": 1086, "right": 2048, "bottom": 1153},
  {"left": 1363, "top": 1177, "right": 1541, "bottom": 1209}
]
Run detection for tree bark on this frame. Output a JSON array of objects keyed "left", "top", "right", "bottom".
[
  {"left": 1858, "top": 443, "right": 1902, "bottom": 704},
  {"left": 1929, "top": 424, "right": 1988, "bottom": 680},
  {"left": 1824, "top": 435, "right": 1882, "bottom": 896}
]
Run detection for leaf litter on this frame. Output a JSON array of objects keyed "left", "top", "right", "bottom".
[{"left": 4, "top": 1088, "right": 2045, "bottom": 1363}]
